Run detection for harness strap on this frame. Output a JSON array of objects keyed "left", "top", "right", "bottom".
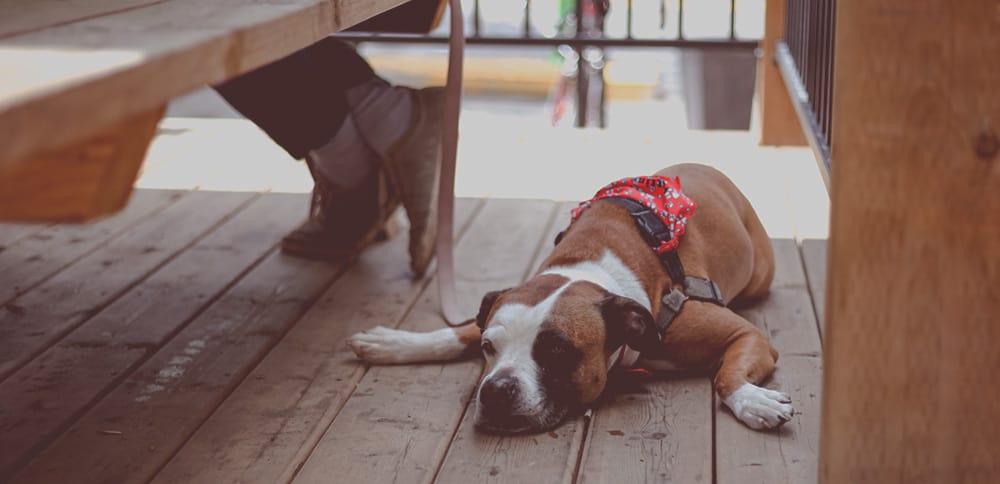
[
  {"left": 656, "top": 276, "right": 724, "bottom": 334},
  {"left": 605, "top": 197, "right": 725, "bottom": 335}
]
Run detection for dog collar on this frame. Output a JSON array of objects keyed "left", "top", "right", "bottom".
[{"left": 573, "top": 176, "right": 726, "bottom": 343}]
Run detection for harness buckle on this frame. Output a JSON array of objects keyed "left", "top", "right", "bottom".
[
  {"left": 656, "top": 287, "right": 688, "bottom": 335},
  {"left": 632, "top": 209, "right": 672, "bottom": 246}
]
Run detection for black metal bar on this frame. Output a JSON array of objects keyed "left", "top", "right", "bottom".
[
  {"left": 817, "top": 0, "right": 829, "bottom": 139},
  {"left": 473, "top": 0, "right": 481, "bottom": 37},
  {"left": 576, "top": 0, "right": 587, "bottom": 128},
  {"left": 825, "top": 0, "right": 837, "bottom": 147},
  {"left": 659, "top": 0, "right": 666, "bottom": 31},
  {"left": 729, "top": 0, "right": 737, "bottom": 40},
  {"left": 524, "top": 0, "right": 532, "bottom": 38},
  {"left": 627, "top": 0, "right": 634, "bottom": 39},
  {"left": 335, "top": 32, "right": 758, "bottom": 49},
  {"left": 677, "top": 0, "right": 685, "bottom": 39},
  {"left": 775, "top": 41, "right": 831, "bottom": 187}
]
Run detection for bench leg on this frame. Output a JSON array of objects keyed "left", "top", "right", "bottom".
[{"left": 0, "top": 105, "right": 165, "bottom": 223}]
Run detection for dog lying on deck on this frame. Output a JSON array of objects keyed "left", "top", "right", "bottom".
[{"left": 348, "top": 163, "right": 794, "bottom": 433}]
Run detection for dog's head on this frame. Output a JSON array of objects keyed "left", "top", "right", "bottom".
[{"left": 473, "top": 274, "right": 659, "bottom": 433}]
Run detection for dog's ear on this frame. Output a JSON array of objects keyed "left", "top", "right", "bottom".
[
  {"left": 476, "top": 288, "right": 511, "bottom": 330},
  {"left": 600, "top": 295, "right": 661, "bottom": 354}
]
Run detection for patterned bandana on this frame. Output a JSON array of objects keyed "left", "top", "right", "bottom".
[{"left": 571, "top": 176, "right": 696, "bottom": 254}]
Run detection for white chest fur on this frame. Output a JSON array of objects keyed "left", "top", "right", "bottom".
[{"left": 542, "top": 250, "right": 649, "bottom": 370}]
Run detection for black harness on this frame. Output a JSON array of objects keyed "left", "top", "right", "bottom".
[{"left": 605, "top": 197, "right": 725, "bottom": 336}]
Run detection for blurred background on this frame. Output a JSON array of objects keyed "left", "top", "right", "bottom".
[{"left": 153, "top": 0, "right": 825, "bottom": 239}]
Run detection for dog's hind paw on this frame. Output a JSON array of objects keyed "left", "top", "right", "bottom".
[
  {"left": 347, "top": 326, "right": 466, "bottom": 364},
  {"left": 723, "top": 383, "right": 795, "bottom": 430}
]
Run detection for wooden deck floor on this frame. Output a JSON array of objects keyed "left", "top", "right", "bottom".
[
  {"left": 0, "top": 190, "right": 827, "bottom": 484},
  {"left": 1, "top": 107, "right": 829, "bottom": 483}
]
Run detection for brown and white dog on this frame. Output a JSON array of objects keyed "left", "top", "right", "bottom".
[{"left": 348, "top": 163, "right": 794, "bottom": 433}]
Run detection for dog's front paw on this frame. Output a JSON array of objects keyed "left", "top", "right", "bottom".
[
  {"left": 723, "top": 383, "right": 794, "bottom": 430},
  {"left": 347, "top": 326, "right": 412, "bottom": 364},
  {"left": 347, "top": 326, "right": 465, "bottom": 364}
]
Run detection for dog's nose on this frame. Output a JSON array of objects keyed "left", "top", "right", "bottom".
[{"left": 479, "top": 375, "right": 519, "bottom": 412}]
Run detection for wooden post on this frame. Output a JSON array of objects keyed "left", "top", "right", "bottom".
[
  {"left": 0, "top": 105, "right": 164, "bottom": 222},
  {"left": 821, "top": 1, "right": 1000, "bottom": 483},
  {"left": 757, "top": 0, "right": 806, "bottom": 145}
]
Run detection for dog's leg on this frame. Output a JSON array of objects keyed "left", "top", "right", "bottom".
[
  {"left": 348, "top": 323, "right": 481, "bottom": 364},
  {"left": 661, "top": 303, "right": 794, "bottom": 430},
  {"left": 713, "top": 325, "right": 794, "bottom": 430}
]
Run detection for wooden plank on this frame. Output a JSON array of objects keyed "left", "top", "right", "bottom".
[
  {"left": 7, "top": 221, "right": 345, "bottom": 484},
  {"left": 758, "top": 0, "right": 807, "bottom": 146},
  {"left": 0, "top": 223, "right": 47, "bottom": 248},
  {"left": 434, "top": 202, "right": 584, "bottom": 484},
  {"left": 0, "top": 105, "right": 164, "bottom": 221},
  {"left": 0, "top": 0, "right": 166, "bottom": 39},
  {"left": 579, "top": 376, "right": 713, "bottom": 484},
  {"left": 0, "top": 189, "right": 255, "bottom": 381},
  {"left": 821, "top": 1, "right": 1000, "bottom": 482},
  {"left": 151, "top": 199, "right": 482, "bottom": 484},
  {"left": 0, "top": 188, "right": 180, "bottom": 305},
  {"left": 716, "top": 238, "right": 823, "bottom": 484},
  {"left": 291, "top": 199, "right": 559, "bottom": 484},
  {"left": 0, "top": 0, "right": 406, "bottom": 169},
  {"left": 799, "top": 239, "right": 827, "bottom": 339},
  {"left": 0, "top": 193, "right": 305, "bottom": 479}
]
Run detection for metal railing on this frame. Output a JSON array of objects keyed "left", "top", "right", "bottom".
[
  {"left": 775, "top": 0, "right": 836, "bottom": 178},
  {"left": 339, "top": 0, "right": 760, "bottom": 127}
]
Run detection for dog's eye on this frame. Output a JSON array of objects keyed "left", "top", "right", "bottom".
[{"left": 481, "top": 340, "right": 496, "bottom": 357}]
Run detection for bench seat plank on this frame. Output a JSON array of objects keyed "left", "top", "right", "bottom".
[
  {"left": 0, "top": 0, "right": 406, "bottom": 169},
  {"left": 0, "top": 0, "right": 165, "bottom": 39}
]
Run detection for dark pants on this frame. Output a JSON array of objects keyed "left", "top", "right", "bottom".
[{"left": 215, "top": 38, "right": 378, "bottom": 159}]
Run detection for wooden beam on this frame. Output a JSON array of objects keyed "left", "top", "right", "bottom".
[
  {"left": 0, "top": 105, "right": 164, "bottom": 222},
  {"left": 0, "top": 0, "right": 164, "bottom": 39},
  {"left": 757, "top": 0, "right": 807, "bottom": 146},
  {"left": 821, "top": 1, "right": 1000, "bottom": 483},
  {"left": 0, "top": 0, "right": 407, "bottom": 170}
]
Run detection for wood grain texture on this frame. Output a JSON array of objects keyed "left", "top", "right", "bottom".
[
  {"left": 821, "top": 1, "right": 1000, "bottom": 482},
  {"left": 8, "top": 226, "right": 344, "bottom": 484},
  {"left": 0, "top": 0, "right": 167, "bottom": 39},
  {"left": 580, "top": 377, "right": 713, "bottom": 484},
  {"left": 0, "top": 105, "right": 164, "bottom": 221},
  {"left": 0, "top": 188, "right": 179, "bottom": 305},
  {"left": 0, "top": 223, "right": 47, "bottom": 247},
  {"left": 799, "top": 239, "right": 826, "bottom": 339},
  {"left": 758, "top": 0, "right": 807, "bottom": 146},
  {"left": 151, "top": 199, "right": 482, "bottom": 484},
  {"left": 291, "top": 199, "right": 558, "bottom": 484},
  {"left": 0, "top": 193, "right": 304, "bottom": 479},
  {"left": 434, "top": 203, "right": 581, "bottom": 484},
  {"left": 0, "top": 189, "right": 255, "bottom": 381},
  {"left": 716, "top": 239, "right": 822, "bottom": 484},
  {"left": 0, "top": 0, "right": 406, "bottom": 169}
]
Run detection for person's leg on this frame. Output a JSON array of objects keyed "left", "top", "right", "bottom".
[
  {"left": 214, "top": 38, "right": 443, "bottom": 274},
  {"left": 215, "top": 39, "right": 393, "bottom": 259},
  {"left": 215, "top": 38, "right": 374, "bottom": 160}
]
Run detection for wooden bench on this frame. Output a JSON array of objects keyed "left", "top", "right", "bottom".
[{"left": 0, "top": 0, "right": 410, "bottom": 222}]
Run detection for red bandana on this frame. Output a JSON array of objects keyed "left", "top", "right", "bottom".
[{"left": 571, "top": 176, "right": 696, "bottom": 254}]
